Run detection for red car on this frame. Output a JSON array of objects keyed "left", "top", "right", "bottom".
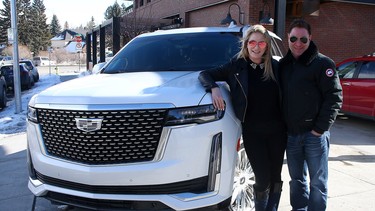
[{"left": 336, "top": 54, "right": 375, "bottom": 120}]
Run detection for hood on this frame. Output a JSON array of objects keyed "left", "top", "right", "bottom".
[{"left": 32, "top": 71, "right": 207, "bottom": 108}]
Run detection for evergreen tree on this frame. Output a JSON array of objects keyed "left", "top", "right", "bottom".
[
  {"left": 64, "top": 21, "right": 69, "bottom": 30},
  {"left": 0, "top": 0, "right": 32, "bottom": 46},
  {"left": 0, "top": 0, "right": 11, "bottom": 44},
  {"left": 18, "top": 0, "right": 33, "bottom": 45},
  {"left": 86, "top": 16, "right": 96, "bottom": 30},
  {"left": 104, "top": 1, "right": 122, "bottom": 20},
  {"left": 29, "top": 0, "right": 50, "bottom": 55},
  {"left": 50, "top": 14, "right": 61, "bottom": 36}
]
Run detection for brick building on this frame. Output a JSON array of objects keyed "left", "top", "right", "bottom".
[{"left": 130, "top": 0, "right": 375, "bottom": 63}]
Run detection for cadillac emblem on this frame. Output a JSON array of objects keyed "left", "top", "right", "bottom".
[{"left": 75, "top": 118, "right": 103, "bottom": 132}]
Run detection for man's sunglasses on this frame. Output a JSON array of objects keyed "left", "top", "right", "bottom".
[
  {"left": 248, "top": 40, "right": 267, "bottom": 49},
  {"left": 289, "top": 36, "right": 309, "bottom": 44}
]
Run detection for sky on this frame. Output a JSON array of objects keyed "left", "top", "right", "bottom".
[{"left": 44, "top": 0, "right": 131, "bottom": 28}]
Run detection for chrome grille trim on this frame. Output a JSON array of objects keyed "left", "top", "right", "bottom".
[{"left": 37, "top": 108, "right": 168, "bottom": 165}]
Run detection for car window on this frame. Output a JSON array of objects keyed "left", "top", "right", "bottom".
[
  {"left": 20, "top": 61, "right": 33, "bottom": 70},
  {"left": 337, "top": 61, "right": 357, "bottom": 79},
  {"left": 358, "top": 61, "right": 375, "bottom": 79},
  {"left": 104, "top": 32, "right": 241, "bottom": 73},
  {"left": 270, "top": 38, "right": 286, "bottom": 59}
]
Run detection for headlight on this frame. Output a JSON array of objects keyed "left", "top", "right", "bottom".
[
  {"left": 165, "top": 105, "right": 224, "bottom": 126},
  {"left": 27, "top": 106, "right": 38, "bottom": 123}
]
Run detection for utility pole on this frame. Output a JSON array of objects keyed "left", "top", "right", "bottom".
[
  {"left": 10, "top": 0, "right": 22, "bottom": 113},
  {"left": 274, "top": 0, "right": 286, "bottom": 40}
]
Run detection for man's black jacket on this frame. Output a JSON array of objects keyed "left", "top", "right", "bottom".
[{"left": 279, "top": 41, "right": 343, "bottom": 135}]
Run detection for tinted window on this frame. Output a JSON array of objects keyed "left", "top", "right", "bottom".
[
  {"left": 270, "top": 38, "right": 286, "bottom": 59},
  {"left": 358, "top": 61, "right": 375, "bottom": 79},
  {"left": 103, "top": 32, "right": 241, "bottom": 73},
  {"left": 0, "top": 66, "right": 13, "bottom": 75},
  {"left": 337, "top": 61, "right": 357, "bottom": 79},
  {"left": 20, "top": 61, "right": 33, "bottom": 70}
]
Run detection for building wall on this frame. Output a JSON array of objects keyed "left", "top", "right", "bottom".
[
  {"left": 298, "top": 2, "right": 375, "bottom": 62},
  {"left": 132, "top": 0, "right": 374, "bottom": 63}
]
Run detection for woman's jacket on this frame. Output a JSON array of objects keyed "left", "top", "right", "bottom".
[{"left": 198, "top": 57, "right": 280, "bottom": 123}]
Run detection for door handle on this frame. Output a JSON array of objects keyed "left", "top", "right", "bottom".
[{"left": 342, "top": 82, "right": 351, "bottom": 86}]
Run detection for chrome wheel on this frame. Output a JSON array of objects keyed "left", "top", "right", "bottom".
[{"left": 231, "top": 141, "right": 255, "bottom": 211}]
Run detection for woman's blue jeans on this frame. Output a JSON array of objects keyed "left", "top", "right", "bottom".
[{"left": 286, "top": 131, "right": 330, "bottom": 211}]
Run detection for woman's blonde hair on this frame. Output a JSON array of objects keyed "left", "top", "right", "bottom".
[{"left": 237, "top": 24, "right": 275, "bottom": 81}]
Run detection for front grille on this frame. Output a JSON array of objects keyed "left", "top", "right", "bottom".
[{"left": 37, "top": 108, "right": 168, "bottom": 165}]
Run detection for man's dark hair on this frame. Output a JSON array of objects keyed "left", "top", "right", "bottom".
[{"left": 288, "top": 19, "right": 311, "bottom": 35}]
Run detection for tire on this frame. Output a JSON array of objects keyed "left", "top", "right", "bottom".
[
  {"left": 0, "top": 86, "right": 6, "bottom": 109},
  {"left": 35, "top": 72, "right": 39, "bottom": 82},
  {"left": 22, "top": 76, "right": 32, "bottom": 90},
  {"left": 31, "top": 76, "right": 35, "bottom": 86},
  {"left": 230, "top": 139, "right": 255, "bottom": 211}
]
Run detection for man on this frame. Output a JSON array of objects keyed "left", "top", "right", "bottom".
[{"left": 279, "top": 19, "right": 342, "bottom": 211}]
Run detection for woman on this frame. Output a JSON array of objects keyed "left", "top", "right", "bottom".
[{"left": 198, "top": 25, "right": 286, "bottom": 211}]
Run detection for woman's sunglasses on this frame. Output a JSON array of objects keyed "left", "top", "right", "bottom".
[
  {"left": 289, "top": 36, "right": 309, "bottom": 44},
  {"left": 248, "top": 40, "right": 267, "bottom": 49}
]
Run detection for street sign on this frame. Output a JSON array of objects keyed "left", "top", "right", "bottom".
[
  {"left": 74, "top": 34, "right": 82, "bottom": 42},
  {"left": 7, "top": 28, "right": 13, "bottom": 44},
  {"left": 76, "top": 42, "right": 83, "bottom": 51}
]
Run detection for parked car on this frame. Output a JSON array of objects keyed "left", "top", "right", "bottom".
[
  {"left": 27, "top": 25, "right": 286, "bottom": 211},
  {"left": 0, "top": 72, "right": 7, "bottom": 109},
  {"left": 0, "top": 55, "right": 12, "bottom": 66},
  {"left": 336, "top": 54, "right": 375, "bottom": 120},
  {"left": 20, "top": 59, "right": 39, "bottom": 82},
  {"left": 1, "top": 63, "right": 34, "bottom": 90},
  {"left": 32, "top": 56, "right": 56, "bottom": 66}
]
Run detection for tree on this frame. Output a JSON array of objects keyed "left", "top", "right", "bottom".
[
  {"left": 50, "top": 14, "right": 61, "bottom": 36},
  {"left": 28, "top": 0, "right": 50, "bottom": 55},
  {"left": 0, "top": 0, "right": 33, "bottom": 46},
  {"left": 64, "top": 21, "right": 69, "bottom": 30},
  {"left": 17, "top": 0, "right": 33, "bottom": 45},
  {"left": 0, "top": 0, "right": 50, "bottom": 55},
  {"left": 0, "top": 0, "right": 11, "bottom": 44},
  {"left": 104, "top": 1, "right": 122, "bottom": 20},
  {"left": 86, "top": 16, "right": 96, "bottom": 30}
]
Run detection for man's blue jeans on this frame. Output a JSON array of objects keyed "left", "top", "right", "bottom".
[{"left": 286, "top": 131, "right": 330, "bottom": 211}]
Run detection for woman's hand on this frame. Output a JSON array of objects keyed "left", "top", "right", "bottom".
[{"left": 211, "top": 87, "right": 225, "bottom": 110}]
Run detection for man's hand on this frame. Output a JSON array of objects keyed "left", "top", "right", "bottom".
[
  {"left": 211, "top": 87, "right": 225, "bottom": 110},
  {"left": 311, "top": 130, "right": 322, "bottom": 137}
]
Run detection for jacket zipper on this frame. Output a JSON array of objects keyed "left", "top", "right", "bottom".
[{"left": 234, "top": 73, "right": 247, "bottom": 122}]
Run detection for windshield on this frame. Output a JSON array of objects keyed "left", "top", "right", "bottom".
[{"left": 103, "top": 32, "right": 241, "bottom": 73}]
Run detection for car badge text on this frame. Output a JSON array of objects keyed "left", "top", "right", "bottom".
[{"left": 75, "top": 118, "right": 103, "bottom": 132}]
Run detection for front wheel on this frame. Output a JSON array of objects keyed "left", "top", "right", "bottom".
[{"left": 230, "top": 140, "right": 255, "bottom": 211}]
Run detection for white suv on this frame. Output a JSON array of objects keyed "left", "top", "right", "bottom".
[{"left": 27, "top": 26, "right": 285, "bottom": 210}]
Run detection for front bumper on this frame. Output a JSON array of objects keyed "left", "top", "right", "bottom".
[{"left": 27, "top": 114, "right": 241, "bottom": 210}]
